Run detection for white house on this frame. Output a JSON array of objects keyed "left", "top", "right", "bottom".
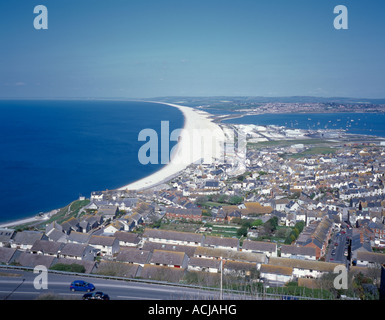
[
  {"left": 188, "top": 257, "right": 221, "bottom": 273},
  {"left": 260, "top": 264, "right": 293, "bottom": 284},
  {"left": 88, "top": 235, "right": 120, "bottom": 256}
]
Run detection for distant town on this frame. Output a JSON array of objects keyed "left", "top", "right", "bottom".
[{"left": 1, "top": 100, "right": 385, "bottom": 300}]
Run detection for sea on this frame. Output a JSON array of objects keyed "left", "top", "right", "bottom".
[
  {"left": 222, "top": 112, "right": 385, "bottom": 138},
  {"left": 0, "top": 100, "right": 184, "bottom": 224},
  {"left": 2, "top": 102, "right": 385, "bottom": 225}
]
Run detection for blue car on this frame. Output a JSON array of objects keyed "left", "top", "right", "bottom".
[{"left": 70, "top": 280, "right": 95, "bottom": 292}]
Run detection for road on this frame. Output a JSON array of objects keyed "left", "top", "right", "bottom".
[
  {"left": 326, "top": 226, "right": 352, "bottom": 268},
  {"left": 0, "top": 269, "right": 250, "bottom": 300}
]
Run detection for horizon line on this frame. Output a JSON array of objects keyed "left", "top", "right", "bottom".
[{"left": 0, "top": 95, "right": 385, "bottom": 101}]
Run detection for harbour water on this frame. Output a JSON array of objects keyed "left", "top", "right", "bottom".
[{"left": 222, "top": 113, "right": 385, "bottom": 138}]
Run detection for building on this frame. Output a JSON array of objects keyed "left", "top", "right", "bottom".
[
  {"left": 30, "top": 240, "right": 64, "bottom": 257},
  {"left": 280, "top": 245, "right": 316, "bottom": 261},
  {"left": 268, "top": 257, "right": 337, "bottom": 279},
  {"left": 116, "top": 248, "right": 151, "bottom": 266},
  {"left": 165, "top": 207, "right": 202, "bottom": 222},
  {"left": 242, "top": 240, "right": 277, "bottom": 257},
  {"left": 188, "top": 257, "right": 221, "bottom": 273},
  {"left": 142, "top": 229, "right": 203, "bottom": 247},
  {"left": 148, "top": 249, "right": 189, "bottom": 269},
  {"left": 88, "top": 235, "right": 120, "bottom": 256},
  {"left": 10, "top": 231, "right": 46, "bottom": 251},
  {"left": 59, "top": 243, "right": 96, "bottom": 261},
  {"left": 356, "top": 252, "right": 385, "bottom": 268},
  {"left": 260, "top": 264, "right": 294, "bottom": 285},
  {"left": 97, "top": 205, "right": 119, "bottom": 220},
  {"left": 295, "top": 216, "right": 333, "bottom": 259},
  {"left": 203, "top": 236, "right": 239, "bottom": 251}
]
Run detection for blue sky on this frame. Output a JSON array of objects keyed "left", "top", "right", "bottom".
[{"left": 1, "top": 0, "right": 384, "bottom": 99}]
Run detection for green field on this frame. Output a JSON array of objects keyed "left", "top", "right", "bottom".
[
  {"left": 287, "top": 146, "right": 336, "bottom": 159},
  {"left": 248, "top": 138, "right": 330, "bottom": 149}
]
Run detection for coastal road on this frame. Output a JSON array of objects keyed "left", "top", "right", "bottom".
[{"left": 0, "top": 269, "right": 250, "bottom": 301}]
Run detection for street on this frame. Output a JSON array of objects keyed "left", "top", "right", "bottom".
[
  {"left": 326, "top": 225, "right": 352, "bottom": 269},
  {"left": 0, "top": 269, "right": 254, "bottom": 301}
]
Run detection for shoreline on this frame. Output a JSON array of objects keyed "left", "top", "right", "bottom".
[
  {"left": 0, "top": 101, "right": 226, "bottom": 228},
  {"left": 1, "top": 103, "right": 384, "bottom": 228},
  {"left": 0, "top": 209, "right": 58, "bottom": 228},
  {"left": 117, "top": 101, "right": 226, "bottom": 191}
]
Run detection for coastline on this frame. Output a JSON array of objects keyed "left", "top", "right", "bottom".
[
  {"left": 2, "top": 103, "right": 383, "bottom": 228},
  {"left": 0, "top": 101, "right": 225, "bottom": 228},
  {"left": 0, "top": 209, "right": 58, "bottom": 228},
  {"left": 118, "top": 101, "right": 226, "bottom": 191}
]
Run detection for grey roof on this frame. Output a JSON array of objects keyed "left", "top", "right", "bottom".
[
  {"left": 203, "top": 236, "right": 239, "bottom": 248},
  {"left": 16, "top": 252, "right": 56, "bottom": 268},
  {"left": 0, "top": 247, "right": 19, "bottom": 264},
  {"left": 224, "top": 260, "right": 256, "bottom": 272},
  {"left": 116, "top": 248, "right": 151, "bottom": 264},
  {"left": 149, "top": 250, "right": 187, "bottom": 266},
  {"left": 142, "top": 242, "right": 197, "bottom": 258},
  {"left": 45, "top": 222, "right": 63, "bottom": 234},
  {"left": 281, "top": 245, "right": 316, "bottom": 257},
  {"left": 165, "top": 207, "right": 202, "bottom": 216},
  {"left": 46, "top": 228, "right": 68, "bottom": 242},
  {"left": 195, "top": 246, "right": 266, "bottom": 263},
  {"left": 30, "top": 240, "right": 64, "bottom": 255},
  {"left": 356, "top": 251, "right": 385, "bottom": 264},
  {"left": 88, "top": 235, "right": 117, "bottom": 246},
  {"left": 12, "top": 231, "right": 44, "bottom": 245},
  {"left": 205, "top": 180, "right": 219, "bottom": 187},
  {"left": 268, "top": 257, "right": 337, "bottom": 273},
  {"left": 0, "top": 228, "right": 15, "bottom": 244},
  {"left": 67, "top": 231, "right": 91, "bottom": 244},
  {"left": 98, "top": 205, "right": 118, "bottom": 216},
  {"left": 143, "top": 228, "right": 203, "bottom": 244},
  {"left": 60, "top": 243, "right": 90, "bottom": 257},
  {"left": 114, "top": 231, "right": 140, "bottom": 244},
  {"left": 189, "top": 257, "right": 221, "bottom": 269},
  {"left": 242, "top": 240, "right": 277, "bottom": 253}
]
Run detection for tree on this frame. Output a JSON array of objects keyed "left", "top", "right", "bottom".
[
  {"left": 252, "top": 219, "right": 263, "bottom": 227},
  {"left": 229, "top": 195, "right": 243, "bottom": 205},
  {"left": 195, "top": 196, "right": 208, "bottom": 206},
  {"left": 218, "top": 194, "right": 229, "bottom": 203},
  {"left": 264, "top": 216, "right": 278, "bottom": 234},
  {"left": 237, "top": 226, "right": 248, "bottom": 237}
]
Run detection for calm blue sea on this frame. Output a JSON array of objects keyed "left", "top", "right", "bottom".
[
  {"left": 0, "top": 100, "right": 184, "bottom": 224},
  {"left": 223, "top": 113, "right": 385, "bottom": 138}
]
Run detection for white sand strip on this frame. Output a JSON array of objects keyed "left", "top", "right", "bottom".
[{"left": 118, "top": 102, "right": 225, "bottom": 191}]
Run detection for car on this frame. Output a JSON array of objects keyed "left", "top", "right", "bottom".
[
  {"left": 70, "top": 280, "right": 95, "bottom": 292},
  {"left": 83, "top": 291, "right": 110, "bottom": 300},
  {"left": 331, "top": 249, "right": 336, "bottom": 256}
]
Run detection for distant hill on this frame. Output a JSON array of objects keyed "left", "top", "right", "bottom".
[{"left": 145, "top": 96, "right": 385, "bottom": 107}]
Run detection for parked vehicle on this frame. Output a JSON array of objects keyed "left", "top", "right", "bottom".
[
  {"left": 70, "top": 280, "right": 95, "bottom": 292},
  {"left": 83, "top": 292, "right": 110, "bottom": 300}
]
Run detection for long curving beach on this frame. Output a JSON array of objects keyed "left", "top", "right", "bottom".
[
  {"left": 118, "top": 102, "right": 226, "bottom": 191},
  {"left": 0, "top": 102, "right": 225, "bottom": 227}
]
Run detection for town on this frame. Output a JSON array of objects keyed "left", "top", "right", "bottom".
[{"left": 1, "top": 122, "right": 385, "bottom": 300}]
